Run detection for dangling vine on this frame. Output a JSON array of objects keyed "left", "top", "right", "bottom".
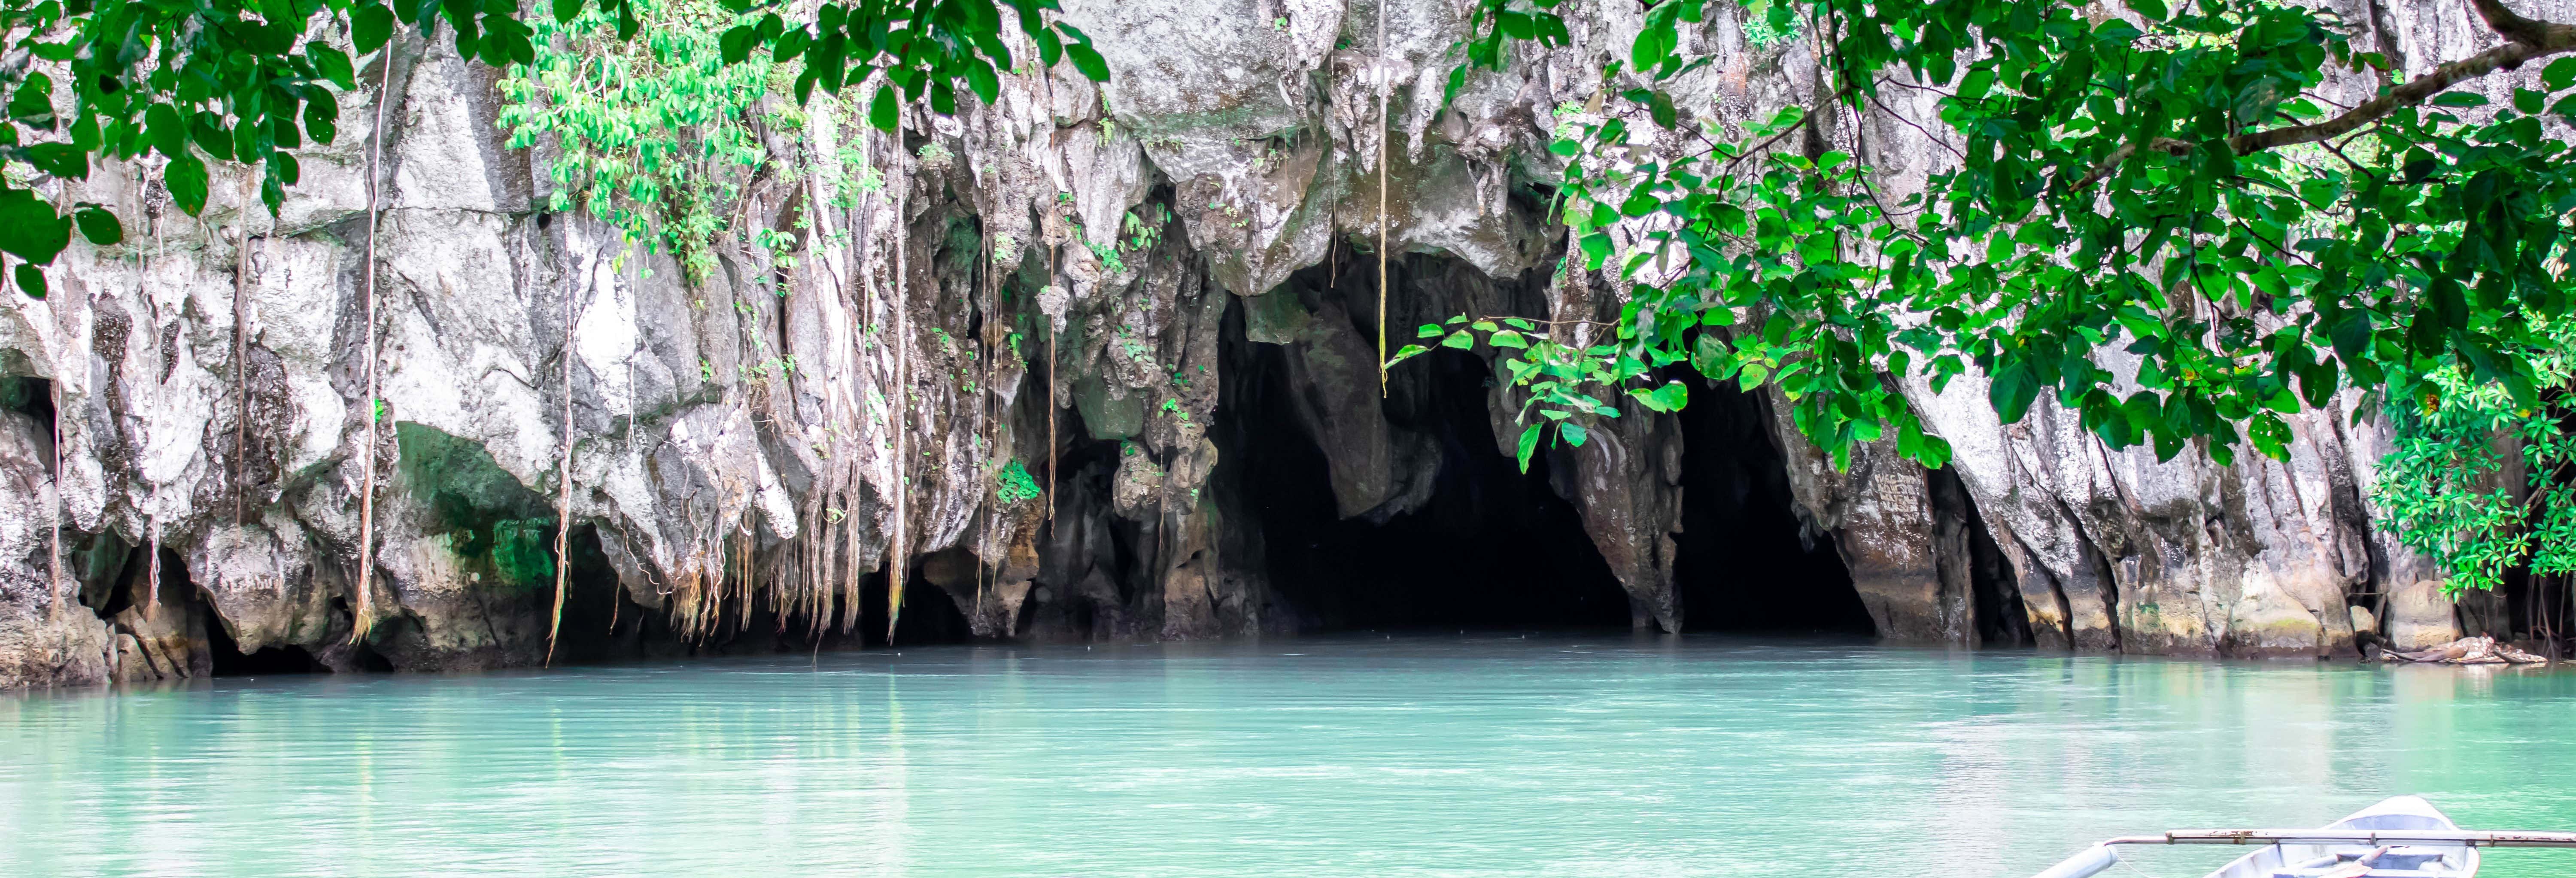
[{"left": 497, "top": 0, "right": 780, "bottom": 283}]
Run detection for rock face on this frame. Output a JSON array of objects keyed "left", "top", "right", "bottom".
[{"left": 7, "top": 0, "right": 2539, "bottom": 688}]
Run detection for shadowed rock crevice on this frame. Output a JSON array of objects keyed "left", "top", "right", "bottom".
[
  {"left": 0, "top": 377, "right": 52, "bottom": 448},
  {"left": 1929, "top": 465, "right": 2032, "bottom": 647},
  {"left": 1672, "top": 376, "right": 1873, "bottom": 635},
  {"left": 207, "top": 621, "right": 328, "bottom": 676}
]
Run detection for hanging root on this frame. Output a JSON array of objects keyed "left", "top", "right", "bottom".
[
  {"left": 545, "top": 274, "right": 576, "bottom": 667},
  {"left": 1376, "top": 1, "right": 1391, "bottom": 399},
  {"left": 350, "top": 43, "right": 397, "bottom": 645}
]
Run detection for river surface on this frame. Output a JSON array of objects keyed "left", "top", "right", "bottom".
[{"left": 4, "top": 635, "right": 2573, "bottom": 877}]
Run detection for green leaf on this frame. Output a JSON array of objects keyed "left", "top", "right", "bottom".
[
  {"left": 1516, "top": 423, "right": 1541, "bottom": 472},
  {"left": 354, "top": 5, "right": 396, "bottom": 54},
  {"left": 12, "top": 264, "right": 46, "bottom": 299},
  {"left": 1620, "top": 188, "right": 1661, "bottom": 217},
  {"left": 871, "top": 84, "right": 900, "bottom": 131},
  {"left": 1629, "top": 380, "right": 1688, "bottom": 412},
  {"left": 1957, "top": 68, "right": 1996, "bottom": 101},
  {"left": 164, "top": 154, "right": 210, "bottom": 216},
  {"left": 1488, "top": 329, "right": 1529, "bottom": 349},
  {"left": 773, "top": 27, "right": 810, "bottom": 61},
  {"left": 309, "top": 43, "right": 356, "bottom": 90},
  {"left": 73, "top": 207, "right": 121, "bottom": 246},
  {"left": 1418, "top": 323, "right": 1444, "bottom": 338},
  {"left": 24, "top": 144, "right": 86, "bottom": 179},
  {"left": 2546, "top": 58, "right": 2576, "bottom": 92},
  {"left": 969, "top": 58, "right": 1005, "bottom": 101},
  {"left": 304, "top": 94, "right": 339, "bottom": 145},
  {"left": 1990, "top": 363, "right": 2040, "bottom": 424},
  {"left": 1064, "top": 37, "right": 1110, "bottom": 82},
  {"left": 1561, "top": 422, "right": 1589, "bottom": 447},
  {"left": 1577, "top": 233, "right": 1612, "bottom": 267},
  {"left": 1385, "top": 343, "right": 1430, "bottom": 367},
  {"left": 1441, "top": 330, "right": 1473, "bottom": 349},
  {"left": 2126, "top": 0, "right": 2169, "bottom": 21},
  {"left": 5, "top": 73, "right": 52, "bottom": 125},
  {"left": 0, "top": 189, "right": 72, "bottom": 264},
  {"left": 2429, "top": 91, "right": 2487, "bottom": 108},
  {"left": 146, "top": 103, "right": 188, "bottom": 159},
  {"left": 1031, "top": 26, "right": 1063, "bottom": 68},
  {"left": 191, "top": 114, "right": 235, "bottom": 161},
  {"left": 720, "top": 26, "right": 756, "bottom": 65}
]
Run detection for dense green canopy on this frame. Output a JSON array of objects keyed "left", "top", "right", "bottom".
[
  {"left": 1417, "top": 0, "right": 2576, "bottom": 591},
  {"left": 1426, "top": 0, "right": 2576, "bottom": 468}
]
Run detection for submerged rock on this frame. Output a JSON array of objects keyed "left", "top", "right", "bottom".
[{"left": 2380, "top": 636, "right": 2550, "bottom": 665}]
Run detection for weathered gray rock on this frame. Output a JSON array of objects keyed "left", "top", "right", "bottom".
[{"left": 5, "top": 0, "right": 2545, "bottom": 687}]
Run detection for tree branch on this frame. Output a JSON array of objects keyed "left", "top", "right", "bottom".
[
  {"left": 2071, "top": 137, "right": 2193, "bottom": 191},
  {"left": 2230, "top": 5, "right": 2576, "bottom": 155},
  {"left": 2468, "top": 0, "right": 2567, "bottom": 49},
  {"left": 2072, "top": 1, "right": 2574, "bottom": 190}
]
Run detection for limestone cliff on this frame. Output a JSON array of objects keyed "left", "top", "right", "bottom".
[{"left": 6, "top": 0, "right": 2534, "bottom": 688}]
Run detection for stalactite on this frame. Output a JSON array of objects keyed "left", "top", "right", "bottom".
[
  {"left": 350, "top": 46, "right": 397, "bottom": 644},
  {"left": 145, "top": 525, "right": 161, "bottom": 621},
  {"left": 738, "top": 514, "right": 755, "bottom": 635}
]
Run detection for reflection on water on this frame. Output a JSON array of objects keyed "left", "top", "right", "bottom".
[{"left": 3, "top": 635, "right": 2571, "bottom": 877}]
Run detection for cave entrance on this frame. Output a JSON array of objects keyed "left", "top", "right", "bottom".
[
  {"left": 1670, "top": 378, "right": 1874, "bottom": 635},
  {"left": 1219, "top": 261, "right": 1632, "bottom": 633},
  {"left": 207, "top": 620, "right": 330, "bottom": 676}
]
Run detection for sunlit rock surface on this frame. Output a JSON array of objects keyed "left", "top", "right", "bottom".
[{"left": 11, "top": 0, "right": 2549, "bottom": 686}]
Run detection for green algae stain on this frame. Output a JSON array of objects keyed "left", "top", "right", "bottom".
[{"left": 394, "top": 422, "right": 556, "bottom": 593}]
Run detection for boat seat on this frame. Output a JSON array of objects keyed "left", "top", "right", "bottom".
[{"left": 2271, "top": 845, "right": 2464, "bottom": 878}]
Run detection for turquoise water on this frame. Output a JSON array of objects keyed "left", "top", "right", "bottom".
[{"left": 4, "top": 635, "right": 2573, "bottom": 877}]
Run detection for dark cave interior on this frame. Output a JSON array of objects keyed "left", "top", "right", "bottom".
[
  {"left": 1218, "top": 255, "right": 1874, "bottom": 635},
  {"left": 1226, "top": 336, "right": 1637, "bottom": 631},
  {"left": 1669, "top": 376, "right": 1875, "bottom": 636}
]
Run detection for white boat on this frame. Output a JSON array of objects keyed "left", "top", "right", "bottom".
[{"left": 2030, "top": 796, "right": 2576, "bottom": 878}]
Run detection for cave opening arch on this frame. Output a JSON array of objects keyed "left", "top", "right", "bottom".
[{"left": 1214, "top": 250, "right": 1874, "bottom": 635}]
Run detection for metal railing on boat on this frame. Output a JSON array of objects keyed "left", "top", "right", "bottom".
[{"left": 2031, "top": 830, "right": 2576, "bottom": 878}]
